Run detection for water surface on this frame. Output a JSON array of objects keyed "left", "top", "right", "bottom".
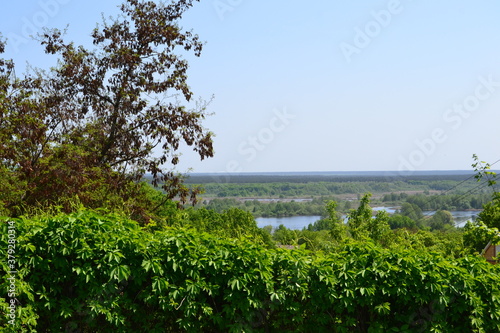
[{"left": 256, "top": 208, "right": 479, "bottom": 230}]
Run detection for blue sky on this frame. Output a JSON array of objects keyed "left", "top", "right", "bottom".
[{"left": 2, "top": 0, "right": 500, "bottom": 173}]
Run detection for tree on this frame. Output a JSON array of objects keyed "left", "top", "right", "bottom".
[
  {"left": 399, "top": 202, "right": 424, "bottom": 223},
  {"left": 273, "top": 224, "right": 298, "bottom": 245},
  {"left": 0, "top": 0, "right": 213, "bottom": 218},
  {"left": 341, "top": 194, "right": 391, "bottom": 245},
  {"left": 343, "top": 200, "right": 352, "bottom": 211},
  {"left": 428, "top": 210, "right": 454, "bottom": 231},
  {"left": 366, "top": 210, "right": 391, "bottom": 244},
  {"left": 472, "top": 155, "right": 500, "bottom": 228},
  {"left": 388, "top": 214, "right": 417, "bottom": 230},
  {"left": 347, "top": 193, "right": 373, "bottom": 240},
  {"left": 324, "top": 200, "right": 347, "bottom": 241},
  {"left": 463, "top": 220, "right": 500, "bottom": 254},
  {"left": 307, "top": 218, "right": 333, "bottom": 232},
  {"left": 476, "top": 196, "right": 500, "bottom": 229}
]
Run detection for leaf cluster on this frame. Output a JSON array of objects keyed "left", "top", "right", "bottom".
[
  {"left": 0, "top": 0, "right": 213, "bottom": 218},
  {"left": 2, "top": 211, "right": 500, "bottom": 332}
]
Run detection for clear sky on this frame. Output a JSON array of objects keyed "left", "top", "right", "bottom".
[{"left": 2, "top": 0, "right": 500, "bottom": 174}]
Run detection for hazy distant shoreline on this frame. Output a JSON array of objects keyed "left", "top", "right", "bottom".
[
  {"left": 187, "top": 170, "right": 485, "bottom": 177},
  {"left": 183, "top": 170, "right": 499, "bottom": 184}
]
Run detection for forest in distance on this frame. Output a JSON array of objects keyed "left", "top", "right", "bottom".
[
  {"left": 183, "top": 170, "right": 489, "bottom": 184},
  {"left": 185, "top": 171, "right": 496, "bottom": 219},
  {"left": 183, "top": 171, "right": 496, "bottom": 199}
]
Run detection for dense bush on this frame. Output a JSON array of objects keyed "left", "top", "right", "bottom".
[{"left": 2, "top": 211, "right": 500, "bottom": 332}]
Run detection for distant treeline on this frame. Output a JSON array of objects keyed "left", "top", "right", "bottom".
[
  {"left": 185, "top": 171, "right": 480, "bottom": 184},
  {"left": 200, "top": 197, "right": 353, "bottom": 217},
  {"left": 193, "top": 179, "right": 485, "bottom": 198},
  {"left": 384, "top": 193, "right": 492, "bottom": 211},
  {"left": 199, "top": 192, "right": 492, "bottom": 218},
  {"left": 183, "top": 173, "right": 478, "bottom": 184}
]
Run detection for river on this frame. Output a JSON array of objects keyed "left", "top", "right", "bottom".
[{"left": 256, "top": 208, "right": 480, "bottom": 230}]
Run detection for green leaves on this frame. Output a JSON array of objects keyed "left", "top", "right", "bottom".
[
  {"left": 374, "top": 302, "right": 391, "bottom": 315},
  {"left": 3, "top": 210, "right": 500, "bottom": 332},
  {"left": 151, "top": 276, "right": 169, "bottom": 293},
  {"left": 0, "top": 0, "right": 214, "bottom": 221},
  {"left": 104, "top": 249, "right": 125, "bottom": 264},
  {"left": 228, "top": 278, "right": 241, "bottom": 291},
  {"left": 109, "top": 265, "right": 131, "bottom": 282}
]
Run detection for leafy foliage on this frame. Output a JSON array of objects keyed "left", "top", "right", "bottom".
[
  {"left": 0, "top": 0, "right": 213, "bottom": 218},
  {"left": 463, "top": 220, "right": 500, "bottom": 254},
  {"left": 476, "top": 196, "right": 500, "bottom": 230},
  {"left": 343, "top": 194, "right": 391, "bottom": 246},
  {"left": 2, "top": 210, "right": 500, "bottom": 332},
  {"left": 187, "top": 173, "right": 481, "bottom": 193},
  {"left": 396, "top": 193, "right": 491, "bottom": 211},
  {"left": 428, "top": 210, "right": 455, "bottom": 231},
  {"left": 387, "top": 214, "right": 417, "bottom": 230}
]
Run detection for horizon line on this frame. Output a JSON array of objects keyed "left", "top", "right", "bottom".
[{"left": 183, "top": 170, "right": 498, "bottom": 176}]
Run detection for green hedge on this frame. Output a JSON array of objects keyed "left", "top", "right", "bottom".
[{"left": 1, "top": 211, "right": 500, "bottom": 332}]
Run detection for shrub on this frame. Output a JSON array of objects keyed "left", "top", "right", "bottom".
[{"left": 1, "top": 211, "right": 500, "bottom": 332}]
